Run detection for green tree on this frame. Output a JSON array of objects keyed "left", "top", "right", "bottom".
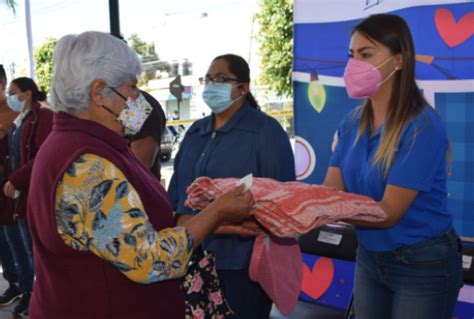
[
  {"left": 255, "top": 0, "right": 293, "bottom": 97},
  {"left": 34, "top": 37, "right": 57, "bottom": 93},
  {"left": 1, "top": 0, "right": 16, "bottom": 13},
  {"left": 127, "top": 34, "right": 171, "bottom": 85},
  {"left": 128, "top": 34, "right": 158, "bottom": 62}
]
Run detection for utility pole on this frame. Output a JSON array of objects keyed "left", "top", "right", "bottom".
[
  {"left": 109, "top": 0, "right": 121, "bottom": 38},
  {"left": 25, "top": 0, "right": 35, "bottom": 79}
]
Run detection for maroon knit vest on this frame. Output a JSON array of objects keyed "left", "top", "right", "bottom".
[{"left": 28, "top": 113, "right": 184, "bottom": 319}]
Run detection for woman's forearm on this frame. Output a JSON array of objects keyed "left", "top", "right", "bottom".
[{"left": 180, "top": 206, "right": 221, "bottom": 248}]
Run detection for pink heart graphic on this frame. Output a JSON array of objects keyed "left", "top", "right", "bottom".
[
  {"left": 435, "top": 8, "right": 474, "bottom": 48},
  {"left": 301, "top": 257, "right": 334, "bottom": 300}
]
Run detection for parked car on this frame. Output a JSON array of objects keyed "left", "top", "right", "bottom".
[{"left": 159, "top": 127, "right": 173, "bottom": 162}]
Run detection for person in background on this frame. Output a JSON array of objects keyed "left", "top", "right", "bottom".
[
  {"left": 168, "top": 54, "right": 295, "bottom": 319},
  {"left": 129, "top": 90, "right": 166, "bottom": 180},
  {"left": 0, "top": 65, "right": 22, "bottom": 309},
  {"left": 3, "top": 76, "right": 53, "bottom": 316},
  {"left": 170, "top": 110, "right": 184, "bottom": 136},
  {"left": 109, "top": 33, "right": 168, "bottom": 181},
  {"left": 324, "top": 14, "right": 463, "bottom": 319},
  {"left": 171, "top": 110, "right": 179, "bottom": 121},
  {"left": 27, "top": 31, "right": 253, "bottom": 319},
  {"left": 0, "top": 66, "right": 18, "bottom": 139},
  {"left": 168, "top": 111, "right": 178, "bottom": 138}
]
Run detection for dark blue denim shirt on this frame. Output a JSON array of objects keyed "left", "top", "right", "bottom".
[{"left": 168, "top": 102, "right": 295, "bottom": 269}]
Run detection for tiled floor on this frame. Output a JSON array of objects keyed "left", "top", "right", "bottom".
[
  {"left": 0, "top": 270, "right": 346, "bottom": 319},
  {"left": 271, "top": 301, "right": 346, "bottom": 319},
  {"left": 0, "top": 276, "right": 22, "bottom": 319}
]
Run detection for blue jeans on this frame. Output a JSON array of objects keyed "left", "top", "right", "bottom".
[
  {"left": 4, "top": 219, "right": 34, "bottom": 292},
  {"left": 354, "top": 228, "right": 463, "bottom": 319},
  {"left": 0, "top": 225, "right": 18, "bottom": 284}
]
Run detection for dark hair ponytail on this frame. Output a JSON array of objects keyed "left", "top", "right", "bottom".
[
  {"left": 11, "top": 77, "right": 47, "bottom": 103},
  {"left": 213, "top": 54, "right": 260, "bottom": 110},
  {"left": 246, "top": 92, "right": 260, "bottom": 110}
]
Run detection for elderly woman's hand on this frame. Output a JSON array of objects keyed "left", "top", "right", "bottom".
[
  {"left": 181, "top": 185, "right": 254, "bottom": 248},
  {"left": 211, "top": 184, "right": 254, "bottom": 225},
  {"left": 3, "top": 181, "right": 17, "bottom": 198}
]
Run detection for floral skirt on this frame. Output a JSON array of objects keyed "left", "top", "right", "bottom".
[{"left": 181, "top": 248, "right": 233, "bottom": 319}]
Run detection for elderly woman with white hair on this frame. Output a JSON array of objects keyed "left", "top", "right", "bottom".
[{"left": 27, "top": 31, "right": 253, "bottom": 319}]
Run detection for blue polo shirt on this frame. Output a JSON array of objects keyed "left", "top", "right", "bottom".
[
  {"left": 330, "top": 106, "right": 452, "bottom": 252},
  {"left": 168, "top": 102, "right": 295, "bottom": 269}
]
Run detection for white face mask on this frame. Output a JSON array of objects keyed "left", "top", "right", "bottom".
[{"left": 102, "top": 88, "right": 152, "bottom": 136}]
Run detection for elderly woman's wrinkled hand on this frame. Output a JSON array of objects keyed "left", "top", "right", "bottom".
[{"left": 212, "top": 184, "right": 254, "bottom": 225}]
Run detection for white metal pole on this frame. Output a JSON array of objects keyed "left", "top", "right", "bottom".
[{"left": 25, "top": 0, "right": 35, "bottom": 79}]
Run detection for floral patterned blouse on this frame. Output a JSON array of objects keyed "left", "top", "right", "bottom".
[{"left": 55, "top": 153, "right": 193, "bottom": 284}]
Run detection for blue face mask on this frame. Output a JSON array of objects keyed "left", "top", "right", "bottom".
[
  {"left": 6, "top": 94, "right": 25, "bottom": 112},
  {"left": 202, "top": 82, "right": 244, "bottom": 114}
]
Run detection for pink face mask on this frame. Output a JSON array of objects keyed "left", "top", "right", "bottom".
[{"left": 343, "top": 57, "right": 397, "bottom": 99}]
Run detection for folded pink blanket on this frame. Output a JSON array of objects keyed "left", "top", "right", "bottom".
[{"left": 185, "top": 177, "right": 386, "bottom": 238}]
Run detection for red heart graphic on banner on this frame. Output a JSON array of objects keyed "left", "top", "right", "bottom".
[
  {"left": 434, "top": 8, "right": 474, "bottom": 48},
  {"left": 301, "top": 257, "right": 334, "bottom": 300}
]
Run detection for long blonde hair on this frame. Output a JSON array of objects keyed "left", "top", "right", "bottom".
[{"left": 353, "top": 14, "right": 427, "bottom": 176}]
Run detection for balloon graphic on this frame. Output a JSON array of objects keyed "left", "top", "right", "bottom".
[{"left": 308, "top": 80, "right": 327, "bottom": 113}]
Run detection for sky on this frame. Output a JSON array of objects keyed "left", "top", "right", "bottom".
[{"left": 0, "top": 0, "right": 260, "bottom": 81}]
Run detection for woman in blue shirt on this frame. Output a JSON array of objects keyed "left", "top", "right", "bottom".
[
  {"left": 325, "top": 14, "right": 463, "bottom": 319},
  {"left": 169, "top": 54, "right": 295, "bottom": 319}
]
